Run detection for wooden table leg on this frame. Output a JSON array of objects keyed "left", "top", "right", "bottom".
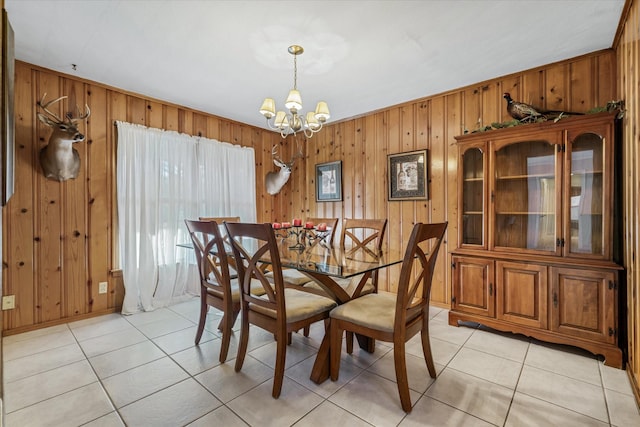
[
  {"left": 310, "top": 330, "right": 330, "bottom": 384},
  {"left": 356, "top": 334, "right": 376, "bottom": 353}
]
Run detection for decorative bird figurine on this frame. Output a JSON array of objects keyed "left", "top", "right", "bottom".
[{"left": 503, "top": 93, "right": 544, "bottom": 122}]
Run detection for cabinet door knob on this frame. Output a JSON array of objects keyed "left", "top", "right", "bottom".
[{"left": 553, "top": 292, "right": 558, "bottom": 308}]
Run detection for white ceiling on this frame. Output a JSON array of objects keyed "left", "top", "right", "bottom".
[{"left": 5, "top": 0, "right": 625, "bottom": 131}]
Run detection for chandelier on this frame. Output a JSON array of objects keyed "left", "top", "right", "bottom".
[{"left": 259, "top": 45, "right": 330, "bottom": 138}]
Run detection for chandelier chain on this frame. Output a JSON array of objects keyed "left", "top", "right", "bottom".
[{"left": 293, "top": 54, "right": 298, "bottom": 91}]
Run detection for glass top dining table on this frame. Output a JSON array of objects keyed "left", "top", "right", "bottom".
[
  {"left": 272, "top": 238, "right": 404, "bottom": 383},
  {"left": 178, "top": 228, "right": 405, "bottom": 383},
  {"left": 274, "top": 239, "right": 404, "bottom": 303}
]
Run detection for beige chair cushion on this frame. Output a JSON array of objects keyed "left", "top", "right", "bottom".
[
  {"left": 206, "top": 277, "right": 266, "bottom": 301},
  {"left": 251, "top": 288, "right": 337, "bottom": 323},
  {"left": 330, "top": 291, "right": 397, "bottom": 332},
  {"left": 303, "top": 274, "right": 375, "bottom": 298},
  {"left": 265, "top": 269, "right": 313, "bottom": 286}
]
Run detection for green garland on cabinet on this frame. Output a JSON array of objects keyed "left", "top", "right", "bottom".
[{"left": 465, "top": 100, "right": 625, "bottom": 134}]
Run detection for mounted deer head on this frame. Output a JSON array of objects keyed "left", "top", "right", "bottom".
[
  {"left": 36, "top": 93, "right": 90, "bottom": 181},
  {"left": 265, "top": 144, "right": 303, "bottom": 195}
]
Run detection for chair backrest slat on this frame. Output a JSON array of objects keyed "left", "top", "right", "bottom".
[
  {"left": 339, "top": 218, "right": 388, "bottom": 257},
  {"left": 185, "top": 219, "right": 232, "bottom": 297},
  {"left": 225, "top": 222, "right": 285, "bottom": 316},
  {"left": 395, "top": 222, "right": 448, "bottom": 327}
]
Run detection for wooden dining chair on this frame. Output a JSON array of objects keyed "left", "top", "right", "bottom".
[
  {"left": 199, "top": 216, "right": 240, "bottom": 272},
  {"left": 302, "top": 218, "right": 387, "bottom": 348},
  {"left": 304, "top": 218, "right": 387, "bottom": 295},
  {"left": 185, "top": 219, "right": 238, "bottom": 363},
  {"left": 329, "top": 222, "right": 448, "bottom": 412},
  {"left": 224, "top": 222, "right": 338, "bottom": 398}
]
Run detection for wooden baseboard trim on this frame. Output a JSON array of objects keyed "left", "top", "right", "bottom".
[{"left": 1, "top": 307, "right": 121, "bottom": 337}]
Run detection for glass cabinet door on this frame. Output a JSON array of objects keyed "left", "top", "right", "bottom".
[
  {"left": 493, "top": 139, "right": 560, "bottom": 253},
  {"left": 461, "top": 146, "right": 485, "bottom": 247},
  {"left": 566, "top": 132, "right": 605, "bottom": 257}
]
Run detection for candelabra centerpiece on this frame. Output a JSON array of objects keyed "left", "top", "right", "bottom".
[{"left": 272, "top": 219, "right": 331, "bottom": 251}]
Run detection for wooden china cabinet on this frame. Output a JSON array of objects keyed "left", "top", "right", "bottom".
[{"left": 449, "top": 112, "right": 624, "bottom": 368}]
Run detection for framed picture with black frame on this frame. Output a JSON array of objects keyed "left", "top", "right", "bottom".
[
  {"left": 388, "top": 149, "right": 428, "bottom": 201},
  {"left": 315, "top": 160, "right": 342, "bottom": 202}
]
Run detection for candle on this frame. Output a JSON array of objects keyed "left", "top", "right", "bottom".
[
  {"left": 282, "top": 221, "right": 291, "bottom": 228},
  {"left": 293, "top": 218, "right": 302, "bottom": 227},
  {"left": 317, "top": 223, "right": 327, "bottom": 231},
  {"left": 272, "top": 222, "right": 281, "bottom": 229},
  {"left": 305, "top": 221, "right": 314, "bottom": 229}
]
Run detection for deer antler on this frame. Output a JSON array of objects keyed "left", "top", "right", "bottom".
[
  {"left": 37, "top": 93, "right": 67, "bottom": 124},
  {"left": 37, "top": 93, "right": 91, "bottom": 124},
  {"left": 74, "top": 103, "right": 91, "bottom": 121}
]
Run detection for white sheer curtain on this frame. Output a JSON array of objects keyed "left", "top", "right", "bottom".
[{"left": 116, "top": 121, "right": 256, "bottom": 314}]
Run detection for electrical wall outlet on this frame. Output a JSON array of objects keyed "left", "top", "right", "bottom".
[
  {"left": 2, "top": 295, "right": 15, "bottom": 310},
  {"left": 98, "top": 282, "right": 108, "bottom": 294}
]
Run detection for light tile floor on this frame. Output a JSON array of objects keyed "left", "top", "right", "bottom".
[{"left": 3, "top": 298, "right": 640, "bottom": 426}]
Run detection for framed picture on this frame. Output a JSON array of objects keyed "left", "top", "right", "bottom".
[
  {"left": 388, "top": 149, "right": 428, "bottom": 200},
  {"left": 316, "top": 160, "right": 342, "bottom": 202}
]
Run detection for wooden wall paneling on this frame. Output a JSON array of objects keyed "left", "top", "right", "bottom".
[
  {"left": 306, "top": 127, "right": 321, "bottom": 218},
  {"left": 62, "top": 78, "right": 88, "bottom": 317},
  {"left": 568, "top": 56, "right": 595, "bottom": 111},
  {"left": 146, "top": 101, "right": 163, "bottom": 130},
  {"left": 362, "top": 114, "right": 377, "bottom": 221},
  {"left": 257, "top": 133, "right": 270, "bottom": 222},
  {"left": 87, "top": 85, "right": 110, "bottom": 312},
  {"left": 463, "top": 87, "right": 482, "bottom": 135},
  {"left": 192, "top": 113, "right": 207, "bottom": 137},
  {"left": 385, "top": 107, "right": 402, "bottom": 293},
  {"left": 36, "top": 71, "right": 63, "bottom": 323},
  {"left": 279, "top": 137, "right": 292, "bottom": 221},
  {"left": 320, "top": 125, "right": 338, "bottom": 221},
  {"left": 321, "top": 124, "right": 338, "bottom": 219},
  {"left": 3, "top": 62, "right": 36, "bottom": 328},
  {"left": 206, "top": 116, "right": 220, "bottom": 141},
  {"left": 372, "top": 111, "right": 389, "bottom": 288},
  {"left": 395, "top": 105, "right": 417, "bottom": 294},
  {"left": 481, "top": 82, "right": 501, "bottom": 126},
  {"left": 109, "top": 89, "right": 128, "bottom": 295},
  {"left": 218, "top": 116, "right": 231, "bottom": 143},
  {"left": 178, "top": 108, "right": 192, "bottom": 134},
  {"left": 127, "top": 96, "right": 146, "bottom": 126},
  {"left": 522, "top": 69, "right": 544, "bottom": 110},
  {"left": 445, "top": 92, "right": 462, "bottom": 307},
  {"left": 164, "top": 105, "right": 179, "bottom": 132},
  {"left": 596, "top": 53, "right": 616, "bottom": 107},
  {"left": 334, "top": 125, "right": 344, "bottom": 222},
  {"left": 352, "top": 118, "right": 364, "bottom": 220},
  {"left": 428, "top": 96, "right": 448, "bottom": 305},
  {"left": 249, "top": 127, "right": 262, "bottom": 222},
  {"left": 231, "top": 122, "right": 246, "bottom": 146},
  {"left": 303, "top": 134, "right": 312, "bottom": 218},
  {"left": 499, "top": 76, "right": 522, "bottom": 123},
  {"left": 544, "top": 63, "right": 569, "bottom": 112},
  {"left": 291, "top": 134, "right": 307, "bottom": 220},
  {"left": 337, "top": 123, "right": 352, "bottom": 221},
  {"left": 415, "top": 100, "right": 433, "bottom": 299}
]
